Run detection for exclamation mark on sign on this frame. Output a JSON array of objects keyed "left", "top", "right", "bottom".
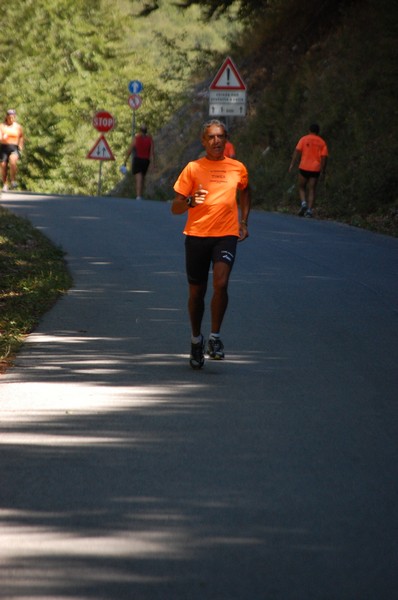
[{"left": 226, "top": 67, "right": 231, "bottom": 86}]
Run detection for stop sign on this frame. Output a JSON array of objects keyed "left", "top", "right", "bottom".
[{"left": 93, "top": 111, "right": 114, "bottom": 132}]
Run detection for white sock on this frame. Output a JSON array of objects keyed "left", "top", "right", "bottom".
[
  {"left": 209, "top": 333, "right": 220, "bottom": 340},
  {"left": 191, "top": 334, "right": 203, "bottom": 344}
]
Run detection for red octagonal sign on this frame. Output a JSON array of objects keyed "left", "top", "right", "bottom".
[{"left": 93, "top": 110, "right": 114, "bottom": 133}]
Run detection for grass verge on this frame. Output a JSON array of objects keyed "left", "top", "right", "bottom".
[{"left": 0, "top": 205, "right": 72, "bottom": 374}]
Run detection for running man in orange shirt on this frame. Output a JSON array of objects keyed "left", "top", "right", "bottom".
[
  {"left": 172, "top": 119, "right": 251, "bottom": 369},
  {"left": 0, "top": 109, "right": 24, "bottom": 191},
  {"left": 289, "top": 123, "right": 328, "bottom": 217}
]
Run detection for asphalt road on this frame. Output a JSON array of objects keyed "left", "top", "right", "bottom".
[{"left": 1, "top": 192, "right": 398, "bottom": 600}]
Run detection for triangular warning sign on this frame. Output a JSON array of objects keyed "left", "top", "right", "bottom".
[
  {"left": 210, "top": 57, "right": 246, "bottom": 91},
  {"left": 87, "top": 134, "right": 115, "bottom": 161}
]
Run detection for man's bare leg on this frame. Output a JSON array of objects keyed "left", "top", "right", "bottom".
[
  {"left": 210, "top": 261, "right": 232, "bottom": 334},
  {"left": 188, "top": 282, "right": 207, "bottom": 338},
  {"left": 135, "top": 172, "right": 144, "bottom": 198}
]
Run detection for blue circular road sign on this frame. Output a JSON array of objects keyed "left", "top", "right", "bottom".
[{"left": 128, "top": 80, "right": 143, "bottom": 94}]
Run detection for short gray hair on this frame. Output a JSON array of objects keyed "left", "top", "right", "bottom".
[{"left": 201, "top": 119, "right": 227, "bottom": 137}]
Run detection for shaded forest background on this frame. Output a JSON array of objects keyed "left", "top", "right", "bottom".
[{"left": 1, "top": 0, "right": 397, "bottom": 235}]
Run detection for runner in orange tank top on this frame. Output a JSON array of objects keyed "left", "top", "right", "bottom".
[
  {"left": 0, "top": 109, "right": 24, "bottom": 191},
  {"left": 172, "top": 119, "right": 251, "bottom": 369}
]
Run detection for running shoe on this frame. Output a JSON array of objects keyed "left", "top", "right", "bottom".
[
  {"left": 2, "top": 184, "right": 8, "bottom": 192},
  {"left": 10, "top": 181, "right": 18, "bottom": 189},
  {"left": 305, "top": 209, "right": 313, "bottom": 218},
  {"left": 207, "top": 337, "right": 225, "bottom": 360},
  {"left": 189, "top": 335, "right": 205, "bottom": 369},
  {"left": 298, "top": 202, "right": 307, "bottom": 216}
]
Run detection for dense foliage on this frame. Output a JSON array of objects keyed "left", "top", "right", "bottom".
[
  {"left": 237, "top": 0, "right": 398, "bottom": 233},
  {"left": 0, "top": 0, "right": 240, "bottom": 195}
]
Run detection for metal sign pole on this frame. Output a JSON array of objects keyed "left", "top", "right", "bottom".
[
  {"left": 128, "top": 80, "right": 143, "bottom": 168},
  {"left": 98, "top": 161, "right": 102, "bottom": 196},
  {"left": 131, "top": 111, "right": 136, "bottom": 169},
  {"left": 132, "top": 110, "right": 136, "bottom": 138}
]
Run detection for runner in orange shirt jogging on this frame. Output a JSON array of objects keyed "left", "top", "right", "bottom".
[
  {"left": 171, "top": 119, "right": 251, "bottom": 369},
  {"left": 289, "top": 123, "right": 328, "bottom": 217},
  {"left": 0, "top": 109, "right": 24, "bottom": 191}
]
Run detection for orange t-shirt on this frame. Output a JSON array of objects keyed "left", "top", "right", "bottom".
[
  {"left": 173, "top": 156, "right": 248, "bottom": 237},
  {"left": 224, "top": 141, "right": 236, "bottom": 158},
  {"left": 296, "top": 133, "right": 328, "bottom": 172}
]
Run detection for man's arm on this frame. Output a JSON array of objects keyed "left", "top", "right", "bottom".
[
  {"left": 238, "top": 184, "right": 251, "bottom": 241},
  {"left": 289, "top": 149, "right": 300, "bottom": 172},
  {"left": 124, "top": 139, "right": 135, "bottom": 165},
  {"left": 171, "top": 186, "right": 208, "bottom": 214},
  {"left": 171, "top": 192, "right": 189, "bottom": 215},
  {"left": 18, "top": 125, "right": 24, "bottom": 151}
]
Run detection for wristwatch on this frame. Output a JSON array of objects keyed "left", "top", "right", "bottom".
[{"left": 186, "top": 196, "right": 195, "bottom": 207}]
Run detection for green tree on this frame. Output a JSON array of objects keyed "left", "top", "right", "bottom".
[{"left": 0, "top": 0, "right": 239, "bottom": 195}]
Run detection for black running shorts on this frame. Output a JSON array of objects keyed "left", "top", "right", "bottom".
[
  {"left": 185, "top": 235, "right": 238, "bottom": 285},
  {"left": 132, "top": 157, "right": 150, "bottom": 175},
  {"left": 0, "top": 144, "right": 19, "bottom": 162},
  {"left": 299, "top": 168, "right": 320, "bottom": 179}
]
